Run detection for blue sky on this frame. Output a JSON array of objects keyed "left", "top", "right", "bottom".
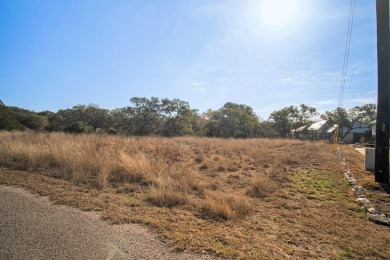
[{"left": 0, "top": 0, "right": 377, "bottom": 119}]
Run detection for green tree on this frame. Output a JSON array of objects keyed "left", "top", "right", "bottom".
[
  {"left": 39, "top": 110, "right": 59, "bottom": 131},
  {"left": 205, "top": 102, "right": 261, "bottom": 138},
  {"left": 0, "top": 101, "right": 26, "bottom": 131},
  {"left": 46, "top": 104, "right": 110, "bottom": 133},
  {"left": 127, "top": 97, "right": 162, "bottom": 135},
  {"left": 269, "top": 107, "right": 291, "bottom": 137},
  {"left": 109, "top": 107, "right": 132, "bottom": 134},
  {"left": 7, "top": 106, "right": 48, "bottom": 131},
  {"left": 191, "top": 113, "right": 208, "bottom": 136},
  {"left": 160, "top": 98, "right": 197, "bottom": 136},
  {"left": 257, "top": 121, "right": 279, "bottom": 138},
  {"left": 321, "top": 104, "right": 376, "bottom": 140},
  {"left": 289, "top": 104, "right": 318, "bottom": 137},
  {"left": 269, "top": 104, "right": 317, "bottom": 137},
  {"left": 81, "top": 104, "right": 110, "bottom": 131},
  {"left": 114, "top": 97, "right": 200, "bottom": 136}
]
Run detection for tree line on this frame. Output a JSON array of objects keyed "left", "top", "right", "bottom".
[{"left": 0, "top": 98, "right": 377, "bottom": 139}]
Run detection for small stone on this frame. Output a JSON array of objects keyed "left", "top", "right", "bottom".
[
  {"left": 356, "top": 198, "right": 371, "bottom": 207},
  {"left": 353, "top": 186, "right": 365, "bottom": 197},
  {"left": 348, "top": 179, "right": 358, "bottom": 186},
  {"left": 366, "top": 207, "right": 380, "bottom": 215},
  {"left": 368, "top": 214, "right": 390, "bottom": 226}
]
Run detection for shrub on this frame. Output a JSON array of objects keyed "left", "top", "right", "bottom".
[
  {"left": 200, "top": 191, "right": 252, "bottom": 220},
  {"left": 246, "top": 175, "right": 279, "bottom": 198},
  {"left": 146, "top": 186, "right": 188, "bottom": 208}
]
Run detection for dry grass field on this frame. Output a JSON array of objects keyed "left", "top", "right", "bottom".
[{"left": 1, "top": 131, "right": 390, "bottom": 259}]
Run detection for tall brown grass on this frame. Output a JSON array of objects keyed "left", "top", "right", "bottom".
[
  {"left": 200, "top": 191, "right": 252, "bottom": 220},
  {"left": 4, "top": 131, "right": 390, "bottom": 259},
  {"left": 246, "top": 174, "right": 279, "bottom": 198},
  {"left": 0, "top": 131, "right": 308, "bottom": 218}
]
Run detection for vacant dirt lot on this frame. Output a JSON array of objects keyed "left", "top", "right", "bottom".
[{"left": 0, "top": 132, "right": 389, "bottom": 259}]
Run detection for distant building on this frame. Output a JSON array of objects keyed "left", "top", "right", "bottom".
[
  {"left": 292, "top": 120, "right": 370, "bottom": 144},
  {"left": 342, "top": 123, "right": 369, "bottom": 144},
  {"left": 290, "top": 125, "right": 309, "bottom": 138},
  {"left": 307, "top": 120, "right": 330, "bottom": 139},
  {"left": 325, "top": 124, "right": 338, "bottom": 141}
]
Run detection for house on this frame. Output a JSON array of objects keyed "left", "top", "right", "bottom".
[
  {"left": 290, "top": 125, "right": 308, "bottom": 138},
  {"left": 307, "top": 120, "right": 329, "bottom": 139},
  {"left": 326, "top": 124, "right": 338, "bottom": 141},
  {"left": 341, "top": 123, "right": 370, "bottom": 144},
  {"left": 294, "top": 120, "right": 370, "bottom": 144}
]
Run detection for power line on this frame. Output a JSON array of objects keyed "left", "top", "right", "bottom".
[{"left": 339, "top": 0, "right": 356, "bottom": 108}]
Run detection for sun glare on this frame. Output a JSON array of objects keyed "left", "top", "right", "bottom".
[{"left": 259, "top": 0, "right": 299, "bottom": 30}]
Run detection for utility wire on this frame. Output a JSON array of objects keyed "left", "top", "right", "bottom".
[{"left": 339, "top": 0, "right": 356, "bottom": 108}]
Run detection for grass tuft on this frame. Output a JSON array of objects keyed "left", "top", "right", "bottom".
[
  {"left": 246, "top": 174, "right": 279, "bottom": 198},
  {"left": 146, "top": 186, "right": 188, "bottom": 208},
  {"left": 200, "top": 191, "right": 252, "bottom": 220}
]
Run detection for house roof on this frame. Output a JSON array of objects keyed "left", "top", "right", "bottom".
[
  {"left": 304, "top": 120, "right": 369, "bottom": 134},
  {"left": 290, "top": 125, "right": 308, "bottom": 133},
  {"left": 307, "top": 120, "right": 328, "bottom": 131},
  {"left": 297, "top": 125, "right": 308, "bottom": 131},
  {"left": 345, "top": 123, "right": 369, "bottom": 134},
  {"left": 326, "top": 124, "right": 338, "bottom": 133}
]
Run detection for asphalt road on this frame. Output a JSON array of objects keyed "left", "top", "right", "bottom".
[{"left": 0, "top": 185, "right": 213, "bottom": 260}]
